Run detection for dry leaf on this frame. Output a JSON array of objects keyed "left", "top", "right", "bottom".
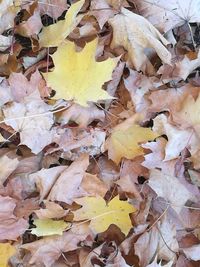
[
  {"left": 149, "top": 169, "right": 194, "bottom": 214},
  {"left": 109, "top": 8, "right": 171, "bottom": 71},
  {"left": 0, "top": 155, "right": 19, "bottom": 185},
  {"left": 135, "top": 0, "right": 200, "bottom": 33},
  {"left": 48, "top": 154, "right": 89, "bottom": 204},
  {"left": 34, "top": 201, "right": 68, "bottom": 219},
  {"left": 44, "top": 39, "right": 118, "bottom": 106},
  {"left": 183, "top": 244, "right": 200, "bottom": 261}
]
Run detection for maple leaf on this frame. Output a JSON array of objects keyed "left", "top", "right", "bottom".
[
  {"left": 44, "top": 39, "right": 118, "bottom": 106},
  {"left": 39, "top": 0, "right": 84, "bottom": 47},
  {"left": 73, "top": 196, "right": 136, "bottom": 235},
  {"left": 0, "top": 243, "right": 16, "bottom": 267},
  {"left": 106, "top": 115, "right": 159, "bottom": 164},
  {"left": 134, "top": 0, "right": 200, "bottom": 33},
  {"left": 108, "top": 8, "right": 171, "bottom": 71},
  {"left": 31, "top": 219, "right": 69, "bottom": 237},
  {"left": 149, "top": 169, "right": 194, "bottom": 214},
  {"left": 22, "top": 227, "right": 88, "bottom": 267},
  {"left": 3, "top": 90, "right": 54, "bottom": 154}
]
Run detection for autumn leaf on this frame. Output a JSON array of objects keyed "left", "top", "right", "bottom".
[
  {"left": 44, "top": 39, "right": 118, "bottom": 106},
  {"left": 106, "top": 116, "right": 159, "bottom": 164},
  {"left": 39, "top": 0, "right": 85, "bottom": 47},
  {"left": 108, "top": 7, "right": 171, "bottom": 71},
  {"left": 0, "top": 243, "right": 16, "bottom": 267},
  {"left": 73, "top": 196, "right": 136, "bottom": 235},
  {"left": 134, "top": 0, "right": 200, "bottom": 33},
  {"left": 31, "top": 219, "right": 69, "bottom": 237}
]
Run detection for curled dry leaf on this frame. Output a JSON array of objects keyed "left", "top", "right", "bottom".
[
  {"left": 34, "top": 201, "right": 68, "bottom": 219},
  {"left": 108, "top": 8, "right": 171, "bottom": 71}
]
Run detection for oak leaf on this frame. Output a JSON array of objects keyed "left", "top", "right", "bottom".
[
  {"left": 108, "top": 8, "right": 171, "bottom": 71},
  {"left": 73, "top": 196, "right": 136, "bottom": 235},
  {"left": 31, "top": 219, "right": 69, "bottom": 237},
  {"left": 44, "top": 39, "right": 118, "bottom": 106},
  {"left": 39, "top": 0, "right": 84, "bottom": 47}
]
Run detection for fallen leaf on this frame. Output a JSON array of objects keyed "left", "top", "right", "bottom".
[
  {"left": 48, "top": 154, "right": 89, "bottom": 204},
  {"left": 22, "top": 227, "right": 88, "bottom": 267},
  {"left": 57, "top": 103, "right": 105, "bottom": 127},
  {"left": 3, "top": 90, "right": 54, "bottom": 153},
  {"left": 39, "top": 0, "right": 84, "bottom": 47},
  {"left": 0, "top": 243, "right": 16, "bottom": 267},
  {"left": 153, "top": 114, "right": 199, "bottom": 161},
  {"left": 29, "top": 165, "right": 66, "bottom": 200},
  {"left": 0, "top": 195, "right": 28, "bottom": 240},
  {"left": 134, "top": 0, "right": 200, "bottom": 33},
  {"left": 106, "top": 115, "right": 158, "bottom": 164},
  {"left": 183, "top": 244, "right": 200, "bottom": 261},
  {"left": 146, "top": 257, "right": 173, "bottom": 267},
  {"left": 31, "top": 218, "right": 69, "bottom": 237},
  {"left": 34, "top": 201, "right": 68, "bottom": 219},
  {"left": 0, "top": 155, "right": 19, "bottom": 185},
  {"left": 73, "top": 196, "right": 136, "bottom": 235},
  {"left": 108, "top": 8, "right": 171, "bottom": 71},
  {"left": 81, "top": 173, "right": 108, "bottom": 197},
  {"left": 44, "top": 39, "right": 118, "bottom": 106},
  {"left": 149, "top": 169, "right": 194, "bottom": 214},
  {"left": 38, "top": 0, "right": 68, "bottom": 19}
]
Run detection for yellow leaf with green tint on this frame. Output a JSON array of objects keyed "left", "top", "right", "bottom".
[
  {"left": 0, "top": 243, "right": 16, "bottom": 267},
  {"left": 39, "top": 0, "right": 84, "bottom": 47},
  {"left": 106, "top": 117, "right": 159, "bottom": 164},
  {"left": 73, "top": 196, "right": 136, "bottom": 235},
  {"left": 31, "top": 219, "right": 69, "bottom": 237},
  {"left": 44, "top": 39, "right": 118, "bottom": 106}
]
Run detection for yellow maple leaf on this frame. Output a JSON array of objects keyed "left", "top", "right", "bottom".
[
  {"left": 39, "top": 0, "right": 84, "bottom": 47},
  {"left": 0, "top": 243, "right": 16, "bottom": 267},
  {"left": 44, "top": 39, "right": 118, "bottom": 106},
  {"left": 73, "top": 196, "right": 136, "bottom": 235},
  {"left": 31, "top": 219, "right": 69, "bottom": 237},
  {"left": 106, "top": 116, "right": 159, "bottom": 164}
]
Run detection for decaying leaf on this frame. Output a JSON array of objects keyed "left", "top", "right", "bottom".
[
  {"left": 44, "top": 39, "right": 118, "bottom": 106},
  {"left": 73, "top": 196, "right": 136, "bottom": 235}
]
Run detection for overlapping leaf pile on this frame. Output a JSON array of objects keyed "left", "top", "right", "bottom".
[{"left": 0, "top": 0, "right": 200, "bottom": 266}]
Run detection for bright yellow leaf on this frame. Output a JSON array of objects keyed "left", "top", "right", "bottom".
[
  {"left": 39, "top": 0, "right": 84, "bottom": 47},
  {"left": 73, "top": 196, "right": 136, "bottom": 235},
  {"left": 106, "top": 116, "right": 159, "bottom": 164},
  {"left": 31, "top": 219, "right": 69, "bottom": 237},
  {"left": 0, "top": 243, "right": 16, "bottom": 267},
  {"left": 44, "top": 39, "right": 118, "bottom": 106}
]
